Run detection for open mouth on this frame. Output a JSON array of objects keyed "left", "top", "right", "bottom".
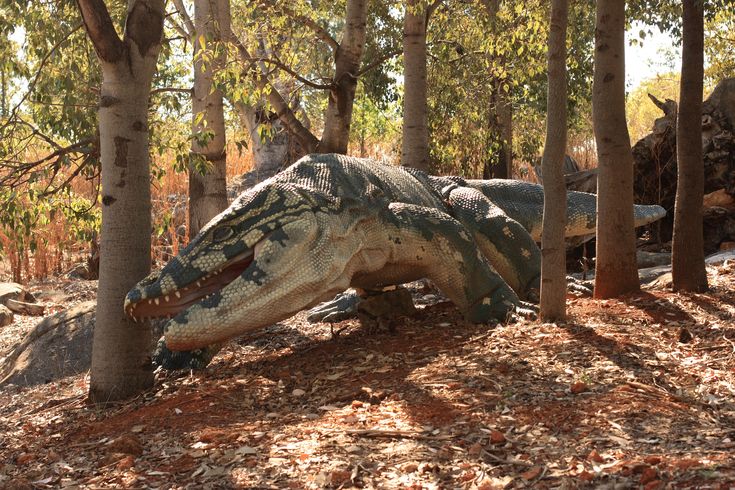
[{"left": 125, "top": 250, "right": 254, "bottom": 321}]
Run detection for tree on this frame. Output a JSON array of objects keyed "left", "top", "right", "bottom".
[
  {"left": 174, "top": 0, "right": 230, "bottom": 237},
  {"left": 540, "top": 0, "right": 568, "bottom": 320},
  {"left": 479, "top": 0, "right": 512, "bottom": 179},
  {"left": 229, "top": 0, "right": 370, "bottom": 156},
  {"left": 401, "top": 0, "right": 434, "bottom": 171},
  {"left": 592, "top": 0, "right": 639, "bottom": 299},
  {"left": 672, "top": 0, "right": 708, "bottom": 292},
  {"left": 75, "top": 0, "right": 165, "bottom": 403}
]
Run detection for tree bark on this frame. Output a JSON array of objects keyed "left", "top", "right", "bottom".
[
  {"left": 401, "top": 0, "right": 430, "bottom": 171},
  {"left": 540, "top": 0, "right": 568, "bottom": 321},
  {"left": 592, "top": 0, "right": 640, "bottom": 298},
  {"left": 480, "top": 0, "right": 512, "bottom": 180},
  {"left": 235, "top": 101, "right": 291, "bottom": 183},
  {"left": 77, "top": 0, "right": 165, "bottom": 403},
  {"left": 188, "top": 0, "right": 229, "bottom": 237},
  {"left": 319, "top": 0, "right": 368, "bottom": 154},
  {"left": 672, "top": 0, "right": 708, "bottom": 292}
]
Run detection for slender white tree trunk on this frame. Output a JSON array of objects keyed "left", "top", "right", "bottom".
[
  {"left": 79, "top": 0, "right": 166, "bottom": 402},
  {"left": 189, "top": 0, "right": 229, "bottom": 237},
  {"left": 540, "top": 0, "right": 568, "bottom": 321},
  {"left": 319, "top": 0, "right": 367, "bottom": 154},
  {"left": 401, "top": 0, "right": 430, "bottom": 171}
]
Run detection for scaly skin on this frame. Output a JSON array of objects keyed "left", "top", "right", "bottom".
[{"left": 125, "top": 154, "right": 665, "bottom": 368}]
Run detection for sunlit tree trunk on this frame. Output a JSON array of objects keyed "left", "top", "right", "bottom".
[
  {"left": 401, "top": 0, "right": 430, "bottom": 171},
  {"left": 592, "top": 0, "right": 639, "bottom": 298},
  {"left": 236, "top": 101, "right": 291, "bottom": 183},
  {"left": 540, "top": 0, "right": 568, "bottom": 320},
  {"left": 672, "top": 0, "right": 708, "bottom": 292},
  {"left": 76, "top": 0, "right": 165, "bottom": 403},
  {"left": 188, "top": 0, "right": 229, "bottom": 237},
  {"left": 319, "top": 0, "right": 367, "bottom": 154}
]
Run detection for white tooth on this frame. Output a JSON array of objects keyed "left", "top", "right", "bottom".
[
  {"left": 154, "top": 298, "right": 160, "bottom": 305},
  {"left": 164, "top": 295, "right": 170, "bottom": 302},
  {"left": 147, "top": 299, "right": 153, "bottom": 305},
  {"left": 175, "top": 291, "right": 181, "bottom": 298},
  {"left": 196, "top": 281, "right": 202, "bottom": 287}
]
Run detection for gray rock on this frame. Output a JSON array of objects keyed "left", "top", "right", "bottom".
[
  {"left": 0, "top": 282, "right": 34, "bottom": 305},
  {"left": 0, "top": 302, "right": 95, "bottom": 386}
]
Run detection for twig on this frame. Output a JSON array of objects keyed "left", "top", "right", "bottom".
[{"left": 481, "top": 449, "right": 535, "bottom": 467}]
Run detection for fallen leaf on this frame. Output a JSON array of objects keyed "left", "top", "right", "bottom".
[
  {"left": 571, "top": 381, "right": 589, "bottom": 394},
  {"left": 521, "top": 466, "right": 542, "bottom": 480},
  {"left": 489, "top": 430, "right": 506, "bottom": 444},
  {"left": 588, "top": 449, "right": 604, "bottom": 463}
]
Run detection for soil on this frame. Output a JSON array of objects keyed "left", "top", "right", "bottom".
[{"left": 0, "top": 263, "right": 734, "bottom": 489}]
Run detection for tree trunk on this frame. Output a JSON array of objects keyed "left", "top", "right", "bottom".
[
  {"left": 236, "top": 101, "right": 291, "bottom": 183},
  {"left": 672, "top": 0, "right": 708, "bottom": 292},
  {"left": 484, "top": 79, "right": 513, "bottom": 179},
  {"left": 540, "top": 0, "right": 568, "bottom": 321},
  {"left": 188, "top": 0, "right": 229, "bottom": 237},
  {"left": 401, "top": 0, "right": 430, "bottom": 171},
  {"left": 592, "top": 0, "right": 639, "bottom": 298},
  {"left": 319, "top": 0, "right": 367, "bottom": 154},
  {"left": 77, "top": 0, "right": 165, "bottom": 403},
  {"left": 480, "top": 0, "right": 512, "bottom": 180}
]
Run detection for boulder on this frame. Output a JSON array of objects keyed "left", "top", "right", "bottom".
[
  {"left": 0, "top": 283, "right": 34, "bottom": 305},
  {"left": 0, "top": 302, "right": 95, "bottom": 386}
]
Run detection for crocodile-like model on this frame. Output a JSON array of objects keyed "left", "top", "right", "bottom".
[{"left": 125, "top": 154, "right": 665, "bottom": 368}]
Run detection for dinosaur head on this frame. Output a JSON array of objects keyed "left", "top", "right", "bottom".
[{"left": 124, "top": 180, "right": 347, "bottom": 351}]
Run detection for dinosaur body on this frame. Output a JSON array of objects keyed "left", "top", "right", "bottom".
[{"left": 125, "top": 154, "right": 665, "bottom": 367}]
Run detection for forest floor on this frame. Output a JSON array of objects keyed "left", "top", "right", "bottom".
[{"left": 1, "top": 261, "right": 734, "bottom": 489}]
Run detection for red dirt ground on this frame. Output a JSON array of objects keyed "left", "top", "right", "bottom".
[{"left": 1, "top": 262, "right": 734, "bottom": 489}]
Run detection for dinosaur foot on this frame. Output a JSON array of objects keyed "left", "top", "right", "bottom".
[
  {"left": 152, "top": 337, "right": 220, "bottom": 370},
  {"left": 567, "top": 275, "right": 594, "bottom": 296},
  {"left": 512, "top": 301, "right": 538, "bottom": 321},
  {"left": 307, "top": 289, "right": 362, "bottom": 323}
]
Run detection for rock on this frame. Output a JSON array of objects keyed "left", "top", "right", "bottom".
[
  {"left": 703, "top": 188, "right": 735, "bottom": 209},
  {"left": 0, "top": 282, "right": 34, "bottom": 305},
  {"left": 0, "top": 304, "right": 13, "bottom": 327},
  {"left": 4, "top": 299, "right": 44, "bottom": 316},
  {"left": 0, "top": 302, "right": 95, "bottom": 386}
]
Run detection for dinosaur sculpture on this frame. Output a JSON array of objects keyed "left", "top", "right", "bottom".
[{"left": 125, "top": 154, "right": 665, "bottom": 368}]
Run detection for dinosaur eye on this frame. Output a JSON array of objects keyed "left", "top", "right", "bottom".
[{"left": 212, "top": 226, "right": 234, "bottom": 242}]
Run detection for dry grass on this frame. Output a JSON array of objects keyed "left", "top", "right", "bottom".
[{"left": 0, "top": 146, "right": 254, "bottom": 284}]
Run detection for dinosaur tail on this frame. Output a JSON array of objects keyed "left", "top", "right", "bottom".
[{"left": 633, "top": 204, "right": 667, "bottom": 228}]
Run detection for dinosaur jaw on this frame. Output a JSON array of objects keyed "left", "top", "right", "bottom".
[{"left": 125, "top": 250, "right": 254, "bottom": 321}]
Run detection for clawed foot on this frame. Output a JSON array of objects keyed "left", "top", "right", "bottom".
[
  {"left": 511, "top": 300, "right": 538, "bottom": 321},
  {"left": 152, "top": 337, "right": 220, "bottom": 370},
  {"left": 306, "top": 290, "right": 362, "bottom": 323},
  {"left": 567, "top": 276, "right": 594, "bottom": 296}
]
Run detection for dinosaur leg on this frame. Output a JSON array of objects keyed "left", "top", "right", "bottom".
[
  {"left": 380, "top": 202, "right": 522, "bottom": 322},
  {"left": 443, "top": 185, "right": 542, "bottom": 302}
]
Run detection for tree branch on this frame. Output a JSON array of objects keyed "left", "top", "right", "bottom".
[
  {"left": 255, "top": 55, "right": 334, "bottom": 90},
  {"left": 171, "top": 0, "right": 195, "bottom": 38},
  {"left": 356, "top": 48, "right": 402, "bottom": 77},
  {"left": 229, "top": 30, "right": 319, "bottom": 153},
  {"left": 256, "top": 0, "right": 339, "bottom": 52},
  {"left": 75, "top": 0, "right": 124, "bottom": 62}
]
